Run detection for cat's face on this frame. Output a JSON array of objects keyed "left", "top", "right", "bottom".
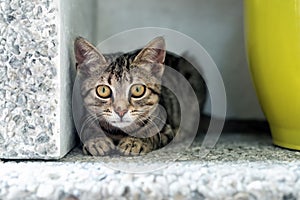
[{"left": 74, "top": 37, "right": 166, "bottom": 130}]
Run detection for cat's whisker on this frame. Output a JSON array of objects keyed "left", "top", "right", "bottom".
[
  {"left": 135, "top": 113, "right": 167, "bottom": 130},
  {"left": 84, "top": 116, "right": 99, "bottom": 128},
  {"left": 82, "top": 115, "right": 97, "bottom": 126},
  {"left": 148, "top": 114, "right": 167, "bottom": 125},
  {"left": 79, "top": 114, "right": 99, "bottom": 140}
]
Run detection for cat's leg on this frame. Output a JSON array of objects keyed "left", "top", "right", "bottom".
[
  {"left": 118, "top": 124, "right": 175, "bottom": 156},
  {"left": 83, "top": 136, "right": 115, "bottom": 156},
  {"left": 80, "top": 122, "right": 115, "bottom": 156},
  {"left": 118, "top": 137, "right": 153, "bottom": 156}
]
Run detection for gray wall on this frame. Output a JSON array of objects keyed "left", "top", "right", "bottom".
[{"left": 92, "top": 0, "right": 265, "bottom": 119}]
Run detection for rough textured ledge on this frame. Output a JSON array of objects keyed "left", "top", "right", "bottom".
[
  {"left": 0, "top": 0, "right": 96, "bottom": 159},
  {"left": 0, "top": 0, "right": 62, "bottom": 159},
  {"left": 1, "top": 132, "right": 300, "bottom": 199}
]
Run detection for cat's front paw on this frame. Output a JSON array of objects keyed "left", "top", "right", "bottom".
[
  {"left": 83, "top": 137, "right": 115, "bottom": 156},
  {"left": 118, "top": 137, "right": 153, "bottom": 156}
]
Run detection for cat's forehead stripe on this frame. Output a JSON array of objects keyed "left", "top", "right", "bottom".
[{"left": 107, "top": 55, "right": 133, "bottom": 84}]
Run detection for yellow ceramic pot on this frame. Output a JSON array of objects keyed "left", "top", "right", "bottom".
[{"left": 245, "top": 0, "right": 300, "bottom": 150}]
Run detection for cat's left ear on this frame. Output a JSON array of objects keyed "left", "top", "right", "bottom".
[
  {"left": 133, "top": 37, "right": 166, "bottom": 77},
  {"left": 74, "top": 37, "right": 107, "bottom": 73}
]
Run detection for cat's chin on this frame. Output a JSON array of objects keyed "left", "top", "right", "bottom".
[{"left": 110, "top": 121, "right": 132, "bottom": 129}]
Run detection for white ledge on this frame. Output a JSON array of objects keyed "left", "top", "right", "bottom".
[
  {"left": 0, "top": 132, "right": 299, "bottom": 199},
  {"left": 0, "top": 0, "right": 96, "bottom": 159}
]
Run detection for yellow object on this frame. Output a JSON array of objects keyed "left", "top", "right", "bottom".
[{"left": 245, "top": 0, "right": 300, "bottom": 150}]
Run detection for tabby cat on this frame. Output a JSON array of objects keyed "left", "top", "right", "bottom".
[{"left": 74, "top": 36, "right": 206, "bottom": 156}]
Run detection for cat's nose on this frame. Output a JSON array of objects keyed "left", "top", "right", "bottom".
[{"left": 115, "top": 108, "right": 128, "bottom": 118}]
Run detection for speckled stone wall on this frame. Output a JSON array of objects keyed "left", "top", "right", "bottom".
[{"left": 0, "top": 0, "right": 96, "bottom": 159}]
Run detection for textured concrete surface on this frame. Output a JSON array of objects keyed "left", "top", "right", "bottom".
[
  {"left": 0, "top": 0, "right": 96, "bottom": 159},
  {"left": 1, "top": 132, "right": 300, "bottom": 199},
  {"left": 0, "top": 0, "right": 63, "bottom": 159}
]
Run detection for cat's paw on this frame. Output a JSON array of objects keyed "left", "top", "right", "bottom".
[
  {"left": 118, "top": 137, "right": 153, "bottom": 156},
  {"left": 83, "top": 137, "right": 115, "bottom": 156}
]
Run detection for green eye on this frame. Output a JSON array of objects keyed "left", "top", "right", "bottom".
[
  {"left": 131, "top": 84, "right": 146, "bottom": 98},
  {"left": 96, "top": 85, "right": 111, "bottom": 98}
]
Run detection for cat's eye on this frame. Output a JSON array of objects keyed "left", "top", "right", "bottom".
[
  {"left": 131, "top": 84, "right": 146, "bottom": 98},
  {"left": 96, "top": 85, "right": 111, "bottom": 99}
]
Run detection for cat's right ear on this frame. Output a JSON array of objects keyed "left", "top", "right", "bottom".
[{"left": 74, "top": 37, "right": 107, "bottom": 72}]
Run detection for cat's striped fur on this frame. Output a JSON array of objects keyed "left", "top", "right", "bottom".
[{"left": 74, "top": 37, "right": 206, "bottom": 156}]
